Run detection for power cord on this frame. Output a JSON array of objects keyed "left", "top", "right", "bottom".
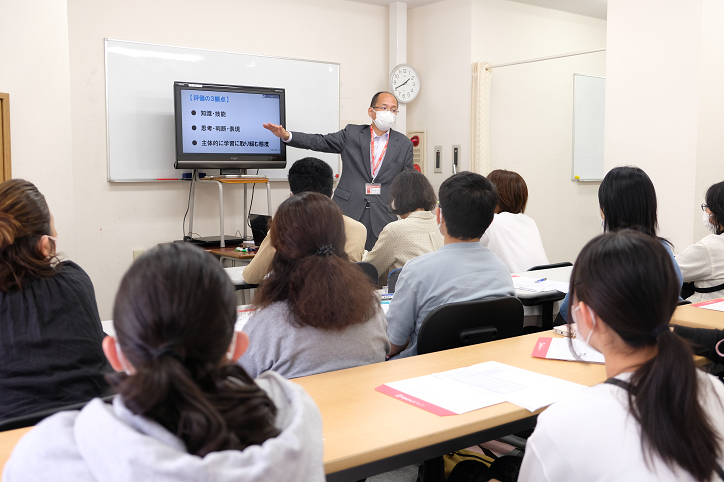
[
  {"left": 246, "top": 169, "right": 259, "bottom": 237},
  {"left": 182, "top": 177, "right": 193, "bottom": 240}
]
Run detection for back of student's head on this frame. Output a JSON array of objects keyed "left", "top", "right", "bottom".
[
  {"left": 438, "top": 171, "right": 498, "bottom": 240},
  {"left": 705, "top": 180, "right": 724, "bottom": 235},
  {"left": 487, "top": 169, "right": 528, "bottom": 214},
  {"left": 0, "top": 179, "right": 56, "bottom": 291},
  {"left": 598, "top": 166, "right": 659, "bottom": 237},
  {"left": 110, "top": 242, "right": 279, "bottom": 457},
  {"left": 288, "top": 157, "right": 334, "bottom": 197},
  {"left": 569, "top": 230, "right": 720, "bottom": 481},
  {"left": 389, "top": 169, "right": 437, "bottom": 216},
  {"left": 254, "top": 192, "right": 377, "bottom": 330}
]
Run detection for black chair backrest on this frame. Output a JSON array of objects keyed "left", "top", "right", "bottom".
[
  {"left": 248, "top": 214, "right": 271, "bottom": 246},
  {"left": 527, "top": 262, "right": 573, "bottom": 272},
  {"left": 354, "top": 261, "right": 379, "bottom": 288},
  {"left": 0, "top": 395, "right": 115, "bottom": 433},
  {"left": 387, "top": 268, "right": 402, "bottom": 293},
  {"left": 416, "top": 297, "right": 524, "bottom": 355},
  {"left": 677, "top": 299, "right": 692, "bottom": 306}
]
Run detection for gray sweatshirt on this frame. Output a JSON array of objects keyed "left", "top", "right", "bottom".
[
  {"left": 239, "top": 300, "right": 390, "bottom": 379},
  {"left": 2, "top": 371, "right": 325, "bottom": 482}
]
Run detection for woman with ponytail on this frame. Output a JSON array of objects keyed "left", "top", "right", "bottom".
[
  {"left": 519, "top": 230, "right": 724, "bottom": 482},
  {"left": 240, "top": 191, "right": 389, "bottom": 379},
  {"left": 0, "top": 179, "right": 110, "bottom": 421},
  {"left": 4, "top": 242, "right": 325, "bottom": 481}
]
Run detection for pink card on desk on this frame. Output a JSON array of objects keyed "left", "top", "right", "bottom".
[
  {"left": 691, "top": 298, "right": 724, "bottom": 312},
  {"left": 375, "top": 385, "right": 457, "bottom": 416}
]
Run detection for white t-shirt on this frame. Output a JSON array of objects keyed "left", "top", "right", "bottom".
[
  {"left": 480, "top": 212, "right": 549, "bottom": 273},
  {"left": 676, "top": 233, "right": 724, "bottom": 303},
  {"left": 519, "top": 370, "right": 724, "bottom": 482}
]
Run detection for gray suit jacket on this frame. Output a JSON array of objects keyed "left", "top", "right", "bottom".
[{"left": 288, "top": 124, "right": 414, "bottom": 237}]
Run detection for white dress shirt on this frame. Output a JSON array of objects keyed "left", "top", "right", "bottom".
[
  {"left": 519, "top": 370, "right": 724, "bottom": 482},
  {"left": 480, "top": 212, "right": 549, "bottom": 273},
  {"left": 676, "top": 233, "right": 724, "bottom": 303}
]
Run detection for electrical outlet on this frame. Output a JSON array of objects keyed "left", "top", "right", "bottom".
[
  {"left": 452, "top": 145, "right": 460, "bottom": 174},
  {"left": 434, "top": 146, "right": 442, "bottom": 173}
]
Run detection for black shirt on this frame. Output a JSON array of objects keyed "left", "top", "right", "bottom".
[
  {"left": 0, "top": 261, "right": 111, "bottom": 421},
  {"left": 674, "top": 325, "right": 724, "bottom": 364}
]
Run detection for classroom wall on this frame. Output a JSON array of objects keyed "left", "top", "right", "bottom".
[
  {"left": 471, "top": 0, "right": 606, "bottom": 264},
  {"left": 603, "top": 0, "right": 704, "bottom": 251},
  {"left": 63, "top": 0, "right": 389, "bottom": 319},
  {"left": 0, "top": 0, "right": 76, "bottom": 260}
]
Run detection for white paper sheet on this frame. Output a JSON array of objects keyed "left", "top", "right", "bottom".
[
  {"left": 225, "top": 266, "right": 246, "bottom": 284},
  {"left": 544, "top": 338, "right": 605, "bottom": 364},
  {"left": 513, "top": 276, "right": 569, "bottom": 294},
  {"left": 699, "top": 301, "right": 724, "bottom": 312},
  {"left": 383, "top": 361, "right": 587, "bottom": 415}
]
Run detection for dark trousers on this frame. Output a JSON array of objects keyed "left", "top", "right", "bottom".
[{"left": 360, "top": 203, "right": 378, "bottom": 251}]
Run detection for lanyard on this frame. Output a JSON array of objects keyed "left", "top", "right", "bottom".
[{"left": 370, "top": 128, "right": 389, "bottom": 179}]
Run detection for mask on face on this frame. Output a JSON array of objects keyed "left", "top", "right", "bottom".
[
  {"left": 598, "top": 212, "right": 606, "bottom": 231},
  {"left": 226, "top": 332, "right": 237, "bottom": 361},
  {"left": 573, "top": 305, "right": 597, "bottom": 346},
  {"left": 115, "top": 341, "right": 133, "bottom": 375},
  {"left": 703, "top": 212, "right": 717, "bottom": 233},
  {"left": 46, "top": 235, "right": 58, "bottom": 256},
  {"left": 373, "top": 110, "right": 396, "bottom": 132}
]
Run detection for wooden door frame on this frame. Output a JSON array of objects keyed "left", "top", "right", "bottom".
[{"left": 0, "top": 93, "right": 11, "bottom": 182}]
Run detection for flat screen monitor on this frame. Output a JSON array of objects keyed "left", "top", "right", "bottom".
[{"left": 173, "top": 82, "right": 286, "bottom": 170}]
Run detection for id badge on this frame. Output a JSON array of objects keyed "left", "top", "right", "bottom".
[{"left": 365, "top": 183, "right": 381, "bottom": 195}]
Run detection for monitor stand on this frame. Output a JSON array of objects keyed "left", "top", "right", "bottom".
[{"left": 213, "top": 168, "right": 262, "bottom": 179}]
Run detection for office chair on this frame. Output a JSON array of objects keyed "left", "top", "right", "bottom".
[
  {"left": 387, "top": 268, "right": 402, "bottom": 294},
  {"left": 354, "top": 262, "right": 379, "bottom": 289},
  {"left": 416, "top": 297, "right": 524, "bottom": 355},
  {"left": 527, "top": 261, "right": 573, "bottom": 272},
  {"left": 0, "top": 395, "right": 115, "bottom": 432}
]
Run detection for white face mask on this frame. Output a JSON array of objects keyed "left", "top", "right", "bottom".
[
  {"left": 46, "top": 235, "right": 58, "bottom": 256},
  {"left": 703, "top": 212, "right": 717, "bottom": 233},
  {"left": 572, "top": 305, "right": 597, "bottom": 346},
  {"left": 226, "top": 332, "right": 237, "bottom": 361},
  {"left": 598, "top": 212, "right": 606, "bottom": 231},
  {"left": 373, "top": 110, "right": 396, "bottom": 132},
  {"left": 115, "top": 341, "right": 133, "bottom": 375}
]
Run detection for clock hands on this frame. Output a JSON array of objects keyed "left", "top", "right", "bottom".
[{"left": 394, "top": 78, "right": 411, "bottom": 90}]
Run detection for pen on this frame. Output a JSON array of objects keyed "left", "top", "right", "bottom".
[{"left": 534, "top": 278, "right": 547, "bottom": 283}]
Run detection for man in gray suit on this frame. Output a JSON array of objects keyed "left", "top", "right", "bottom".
[{"left": 264, "top": 92, "right": 414, "bottom": 250}]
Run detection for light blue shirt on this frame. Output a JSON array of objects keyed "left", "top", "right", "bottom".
[
  {"left": 558, "top": 239, "right": 684, "bottom": 321},
  {"left": 386, "top": 242, "right": 516, "bottom": 358}
]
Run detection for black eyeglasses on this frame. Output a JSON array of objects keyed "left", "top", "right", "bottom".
[
  {"left": 702, "top": 203, "right": 709, "bottom": 212},
  {"left": 372, "top": 106, "right": 399, "bottom": 114}
]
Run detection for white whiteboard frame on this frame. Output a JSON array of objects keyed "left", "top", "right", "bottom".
[
  {"left": 572, "top": 74, "right": 605, "bottom": 182},
  {"left": 104, "top": 39, "right": 341, "bottom": 182}
]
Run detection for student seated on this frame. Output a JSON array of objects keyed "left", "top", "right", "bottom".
[
  {"left": 519, "top": 230, "right": 724, "bottom": 482},
  {"left": 386, "top": 172, "right": 516, "bottom": 359},
  {"left": 362, "top": 169, "right": 443, "bottom": 279},
  {"left": 239, "top": 192, "right": 389, "bottom": 379},
  {"left": 673, "top": 326, "right": 724, "bottom": 365},
  {"left": 559, "top": 166, "right": 683, "bottom": 322},
  {"left": 0, "top": 179, "right": 110, "bottom": 421},
  {"left": 480, "top": 169, "right": 549, "bottom": 273},
  {"left": 242, "top": 157, "right": 366, "bottom": 284},
  {"left": 676, "top": 181, "right": 724, "bottom": 302},
  {"left": 4, "top": 243, "right": 325, "bottom": 481}
]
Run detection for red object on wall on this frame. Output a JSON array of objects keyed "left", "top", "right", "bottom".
[
  {"left": 410, "top": 135, "right": 420, "bottom": 147},
  {"left": 413, "top": 164, "right": 422, "bottom": 173}
]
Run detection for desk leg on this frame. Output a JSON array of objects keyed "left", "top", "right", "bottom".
[
  {"left": 188, "top": 170, "right": 197, "bottom": 237},
  {"left": 244, "top": 183, "right": 248, "bottom": 239},
  {"left": 217, "top": 181, "right": 225, "bottom": 248},
  {"left": 266, "top": 181, "right": 272, "bottom": 217}
]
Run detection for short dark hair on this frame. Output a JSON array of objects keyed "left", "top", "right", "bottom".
[
  {"left": 390, "top": 169, "right": 437, "bottom": 215},
  {"left": 288, "top": 157, "right": 333, "bottom": 197},
  {"left": 370, "top": 91, "right": 397, "bottom": 108},
  {"left": 487, "top": 169, "right": 528, "bottom": 214},
  {"left": 705, "top": 181, "right": 724, "bottom": 235},
  {"left": 599, "top": 166, "right": 659, "bottom": 238},
  {"left": 438, "top": 172, "right": 498, "bottom": 240}
]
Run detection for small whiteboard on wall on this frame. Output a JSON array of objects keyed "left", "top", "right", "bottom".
[
  {"left": 105, "top": 39, "right": 340, "bottom": 182},
  {"left": 572, "top": 74, "right": 605, "bottom": 181}
]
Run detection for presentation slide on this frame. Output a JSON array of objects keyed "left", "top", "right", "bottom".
[{"left": 180, "top": 89, "right": 281, "bottom": 155}]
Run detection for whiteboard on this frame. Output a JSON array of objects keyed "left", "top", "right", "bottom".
[
  {"left": 572, "top": 74, "right": 605, "bottom": 181},
  {"left": 105, "top": 39, "right": 340, "bottom": 182}
]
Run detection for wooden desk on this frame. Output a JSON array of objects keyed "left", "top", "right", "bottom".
[
  {"left": 671, "top": 304, "right": 724, "bottom": 330},
  {"left": 205, "top": 245, "right": 257, "bottom": 260},
  {"left": 293, "top": 330, "right": 606, "bottom": 481},
  {"left": 0, "top": 427, "right": 31, "bottom": 475}
]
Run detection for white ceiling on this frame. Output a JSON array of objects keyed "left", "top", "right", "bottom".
[{"left": 345, "top": 0, "right": 607, "bottom": 20}]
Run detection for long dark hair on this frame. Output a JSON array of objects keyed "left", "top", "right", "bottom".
[
  {"left": 598, "top": 166, "right": 665, "bottom": 242},
  {"left": 568, "top": 230, "right": 721, "bottom": 481},
  {"left": 0, "top": 179, "right": 58, "bottom": 291},
  {"left": 705, "top": 181, "right": 724, "bottom": 235},
  {"left": 109, "top": 243, "right": 280, "bottom": 457},
  {"left": 254, "top": 192, "right": 377, "bottom": 330},
  {"left": 389, "top": 169, "right": 437, "bottom": 216}
]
